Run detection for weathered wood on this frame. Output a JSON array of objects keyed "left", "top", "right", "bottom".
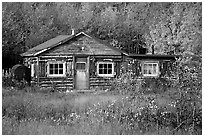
[
  {"left": 40, "top": 84, "right": 73, "bottom": 89},
  {"left": 40, "top": 55, "right": 73, "bottom": 58},
  {"left": 89, "top": 77, "right": 114, "bottom": 88},
  {"left": 89, "top": 57, "right": 96, "bottom": 77},
  {"left": 114, "top": 61, "right": 121, "bottom": 77},
  {"left": 94, "top": 55, "right": 122, "bottom": 59},
  {"left": 39, "top": 76, "right": 74, "bottom": 89},
  {"left": 40, "top": 83, "right": 73, "bottom": 87},
  {"left": 39, "top": 77, "right": 73, "bottom": 81},
  {"left": 66, "top": 61, "right": 72, "bottom": 77},
  {"left": 40, "top": 80, "right": 73, "bottom": 84},
  {"left": 42, "top": 35, "right": 122, "bottom": 56},
  {"left": 39, "top": 61, "right": 46, "bottom": 77}
]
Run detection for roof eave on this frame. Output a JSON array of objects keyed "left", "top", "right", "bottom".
[{"left": 128, "top": 54, "right": 181, "bottom": 60}]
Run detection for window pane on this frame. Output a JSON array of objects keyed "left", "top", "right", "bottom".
[
  {"left": 50, "top": 69, "right": 54, "bottom": 74},
  {"left": 148, "top": 69, "right": 152, "bottom": 74},
  {"left": 50, "top": 64, "right": 54, "bottom": 69},
  {"left": 49, "top": 64, "right": 54, "bottom": 74},
  {"left": 144, "top": 64, "right": 147, "bottom": 69},
  {"left": 153, "top": 64, "right": 157, "bottom": 74},
  {"left": 76, "top": 63, "right": 86, "bottom": 70},
  {"left": 99, "top": 69, "right": 103, "bottom": 74},
  {"left": 104, "top": 64, "right": 107, "bottom": 69},
  {"left": 59, "top": 69, "right": 63, "bottom": 74},
  {"left": 54, "top": 64, "right": 58, "bottom": 69},
  {"left": 108, "top": 64, "right": 112, "bottom": 69},
  {"left": 99, "top": 64, "right": 103, "bottom": 69},
  {"left": 144, "top": 69, "right": 147, "bottom": 74},
  {"left": 59, "top": 64, "right": 63, "bottom": 69},
  {"left": 108, "top": 69, "right": 112, "bottom": 74},
  {"left": 104, "top": 68, "right": 108, "bottom": 74},
  {"left": 148, "top": 64, "right": 152, "bottom": 70},
  {"left": 55, "top": 68, "right": 58, "bottom": 74}
]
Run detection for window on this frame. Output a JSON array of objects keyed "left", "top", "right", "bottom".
[
  {"left": 76, "top": 62, "right": 86, "bottom": 70},
  {"left": 97, "top": 62, "right": 114, "bottom": 77},
  {"left": 47, "top": 61, "right": 66, "bottom": 77},
  {"left": 143, "top": 62, "right": 159, "bottom": 77}
]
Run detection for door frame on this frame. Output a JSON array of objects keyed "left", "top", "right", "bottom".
[{"left": 74, "top": 56, "right": 89, "bottom": 90}]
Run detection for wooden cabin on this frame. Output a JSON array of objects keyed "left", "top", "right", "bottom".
[
  {"left": 123, "top": 54, "right": 178, "bottom": 78},
  {"left": 21, "top": 32, "right": 178, "bottom": 90}
]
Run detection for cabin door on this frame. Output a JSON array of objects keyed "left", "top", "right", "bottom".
[{"left": 75, "top": 57, "right": 89, "bottom": 90}]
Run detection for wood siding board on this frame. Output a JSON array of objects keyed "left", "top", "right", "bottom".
[
  {"left": 94, "top": 55, "right": 122, "bottom": 59},
  {"left": 135, "top": 60, "right": 139, "bottom": 77},
  {"left": 89, "top": 56, "right": 96, "bottom": 77},
  {"left": 39, "top": 77, "right": 73, "bottom": 81},
  {"left": 39, "top": 61, "right": 46, "bottom": 77},
  {"left": 114, "top": 61, "right": 121, "bottom": 77},
  {"left": 66, "top": 61, "right": 72, "bottom": 77}
]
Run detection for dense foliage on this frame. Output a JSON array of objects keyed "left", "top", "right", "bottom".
[{"left": 2, "top": 2, "right": 201, "bottom": 68}]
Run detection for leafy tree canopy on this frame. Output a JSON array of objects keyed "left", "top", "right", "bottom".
[{"left": 2, "top": 2, "right": 202, "bottom": 68}]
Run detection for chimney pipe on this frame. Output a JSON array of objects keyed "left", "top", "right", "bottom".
[
  {"left": 152, "top": 45, "right": 154, "bottom": 54},
  {"left": 71, "top": 29, "right": 75, "bottom": 35}
]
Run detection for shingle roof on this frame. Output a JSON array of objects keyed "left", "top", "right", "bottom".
[
  {"left": 21, "top": 35, "right": 73, "bottom": 57},
  {"left": 21, "top": 32, "right": 128, "bottom": 57}
]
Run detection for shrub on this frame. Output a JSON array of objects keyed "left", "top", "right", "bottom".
[
  {"left": 110, "top": 72, "right": 142, "bottom": 95},
  {"left": 2, "top": 77, "right": 15, "bottom": 87},
  {"left": 140, "top": 77, "right": 171, "bottom": 94},
  {"left": 2, "top": 77, "right": 30, "bottom": 90}
]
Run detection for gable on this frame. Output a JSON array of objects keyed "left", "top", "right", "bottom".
[
  {"left": 22, "top": 32, "right": 127, "bottom": 57},
  {"left": 42, "top": 34, "right": 122, "bottom": 56}
]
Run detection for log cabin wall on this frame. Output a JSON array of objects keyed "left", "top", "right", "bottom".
[
  {"left": 24, "top": 56, "right": 74, "bottom": 90},
  {"left": 89, "top": 55, "right": 122, "bottom": 89},
  {"left": 121, "top": 58, "right": 176, "bottom": 79},
  {"left": 38, "top": 56, "right": 74, "bottom": 90}
]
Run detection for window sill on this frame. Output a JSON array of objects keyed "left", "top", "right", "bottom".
[
  {"left": 47, "top": 74, "right": 66, "bottom": 77},
  {"left": 143, "top": 75, "right": 159, "bottom": 77},
  {"left": 97, "top": 74, "right": 115, "bottom": 77}
]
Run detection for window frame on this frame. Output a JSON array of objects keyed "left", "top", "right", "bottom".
[
  {"left": 31, "top": 64, "right": 35, "bottom": 77},
  {"left": 47, "top": 61, "right": 66, "bottom": 77},
  {"left": 142, "top": 61, "right": 159, "bottom": 77},
  {"left": 96, "top": 61, "right": 115, "bottom": 77}
]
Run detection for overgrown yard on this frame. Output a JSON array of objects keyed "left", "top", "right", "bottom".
[{"left": 2, "top": 86, "right": 202, "bottom": 135}]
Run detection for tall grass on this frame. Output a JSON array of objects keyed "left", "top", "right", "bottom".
[{"left": 2, "top": 86, "right": 202, "bottom": 135}]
